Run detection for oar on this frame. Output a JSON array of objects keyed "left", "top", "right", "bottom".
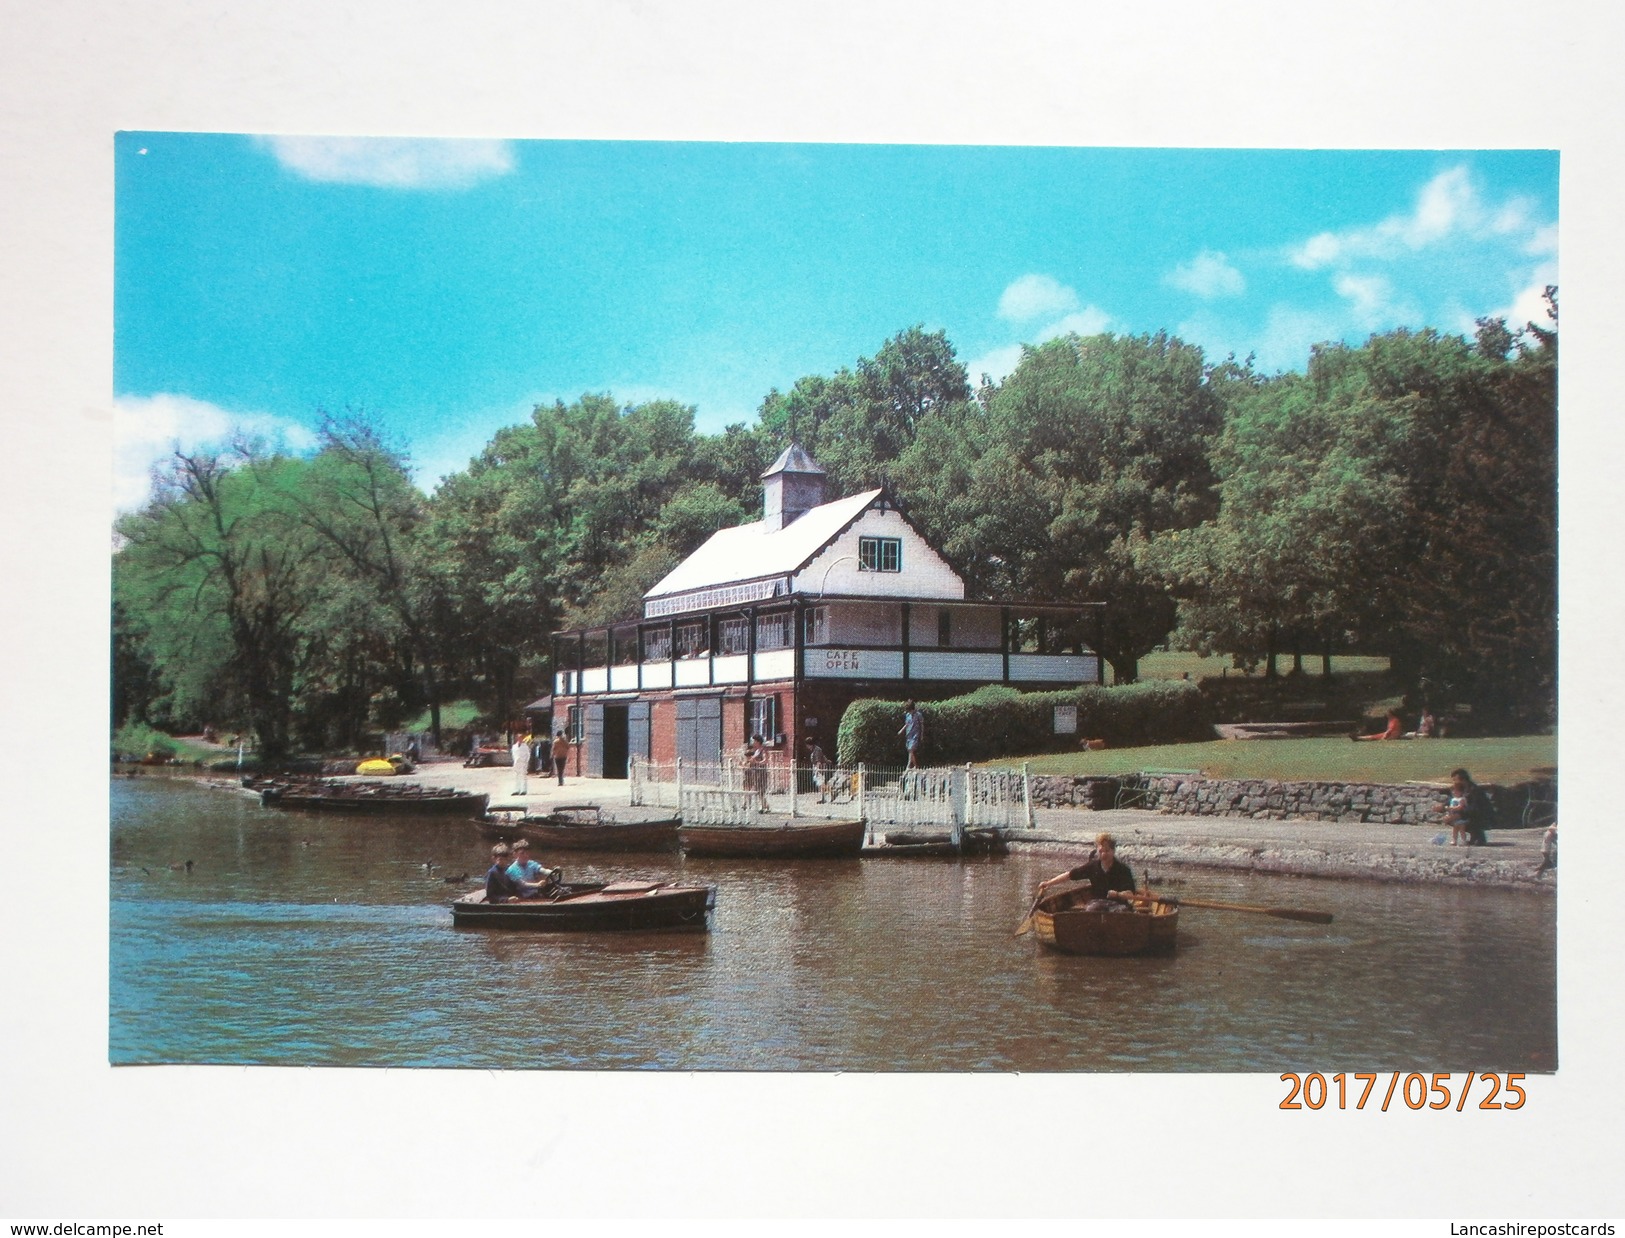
[
  {"left": 1014, "top": 889, "right": 1048, "bottom": 937},
  {"left": 1118, "top": 891, "right": 1332, "bottom": 924}
]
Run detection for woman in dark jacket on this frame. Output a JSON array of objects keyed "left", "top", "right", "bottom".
[{"left": 1445, "top": 768, "right": 1493, "bottom": 846}]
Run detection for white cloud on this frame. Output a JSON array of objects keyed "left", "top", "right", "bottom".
[
  {"left": 961, "top": 343, "right": 1028, "bottom": 388},
  {"left": 1166, "top": 250, "right": 1245, "bottom": 299},
  {"left": 254, "top": 136, "right": 516, "bottom": 189},
  {"left": 1035, "top": 307, "right": 1112, "bottom": 342},
  {"left": 963, "top": 305, "right": 1112, "bottom": 389},
  {"left": 1490, "top": 267, "right": 1560, "bottom": 333},
  {"left": 1332, "top": 272, "right": 1396, "bottom": 326},
  {"left": 1525, "top": 223, "right": 1559, "bottom": 257},
  {"left": 113, "top": 394, "right": 318, "bottom": 514},
  {"left": 1251, "top": 304, "right": 1345, "bottom": 373},
  {"left": 997, "top": 274, "right": 1079, "bottom": 322},
  {"left": 1506, "top": 279, "right": 1558, "bottom": 331},
  {"left": 1288, "top": 166, "right": 1551, "bottom": 270}
]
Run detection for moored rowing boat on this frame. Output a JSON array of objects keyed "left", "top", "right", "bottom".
[
  {"left": 476, "top": 805, "right": 680, "bottom": 851},
  {"left": 1032, "top": 886, "right": 1179, "bottom": 956},
  {"left": 261, "top": 780, "right": 488, "bottom": 816},
  {"left": 872, "top": 827, "right": 1010, "bottom": 857},
  {"left": 450, "top": 880, "right": 716, "bottom": 931},
  {"left": 679, "top": 818, "right": 866, "bottom": 859}
]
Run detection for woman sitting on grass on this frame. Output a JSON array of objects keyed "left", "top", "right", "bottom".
[{"left": 1353, "top": 710, "right": 1404, "bottom": 741}]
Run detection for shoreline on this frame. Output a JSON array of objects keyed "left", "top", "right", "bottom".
[{"left": 177, "top": 754, "right": 1555, "bottom": 893}]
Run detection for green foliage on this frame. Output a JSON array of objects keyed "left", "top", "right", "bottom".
[
  {"left": 835, "top": 680, "right": 1213, "bottom": 767},
  {"left": 1149, "top": 297, "right": 1557, "bottom": 727},
  {"left": 114, "top": 449, "right": 329, "bottom": 758},
  {"left": 898, "top": 331, "right": 1224, "bottom": 683},
  {"left": 112, "top": 295, "right": 1558, "bottom": 754},
  {"left": 1136, "top": 650, "right": 1390, "bottom": 681},
  {"left": 111, "top": 720, "right": 176, "bottom": 761},
  {"left": 758, "top": 326, "right": 972, "bottom": 495}
]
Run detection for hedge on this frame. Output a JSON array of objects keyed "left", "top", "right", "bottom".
[{"left": 835, "top": 680, "right": 1214, "bottom": 767}]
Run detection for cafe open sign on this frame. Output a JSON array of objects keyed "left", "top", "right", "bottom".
[{"left": 808, "top": 648, "right": 904, "bottom": 679}]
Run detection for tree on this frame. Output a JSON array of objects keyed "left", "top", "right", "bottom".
[
  {"left": 292, "top": 416, "right": 452, "bottom": 742},
  {"left": 1146, "top": 362, "right": 1405, "bottom": 677},
  {"left": 114, "top": 447, "right": 329, "bottom": 759},
  {"left": 423, "top": 393, "right": 729, "bottom": 722},
  {"left": 1154, "top": 295, "right": 1557, "bottom": 727},
  {"left": 757, "top": 327, "right": 973, "bottom": 495},
  {"left": 919, "top": 331, "right": 1225, "bottom": 682}
]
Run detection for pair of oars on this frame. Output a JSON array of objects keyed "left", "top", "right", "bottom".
[{"left": 1015, "top": 887, "right": 1333, "bottom": 934}]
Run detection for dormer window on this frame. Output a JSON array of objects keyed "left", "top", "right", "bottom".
[{"left": 858, "top": 536, "right": 902, "bottom": 573}]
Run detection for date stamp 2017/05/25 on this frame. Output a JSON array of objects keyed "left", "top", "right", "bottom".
[{"left": 1280, "top": 1072, "right": 1528, "bottom": 1111}]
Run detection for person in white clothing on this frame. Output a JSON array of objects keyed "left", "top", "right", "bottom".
[{"left": 510, "top": 733, "right": 531, "bottom": 795}]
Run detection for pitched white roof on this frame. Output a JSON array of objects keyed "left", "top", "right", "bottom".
[{"left": 645, "top": 488, "right": 882, "bottom": 600}]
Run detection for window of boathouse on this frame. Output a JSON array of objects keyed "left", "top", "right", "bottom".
[
  {"left": 858, "top": 536, "right": 902, "bottom": 573},
  {"left": 755, "top": 610, "right": 793, "bottom": 651},
  {"left": 719, "top": 616, "right": 751, "bottom": 655},
  {"left": 676, "top": 621, "right": 709, "bottom": 659},
  {"left": 642, "top": 626, "right": 672, "bottom": 662},
  {"left": 749, "top": 694, "right": 779, "bottom": 743}
]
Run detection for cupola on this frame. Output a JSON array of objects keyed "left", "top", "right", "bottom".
[{"left": 760, "top": 443, "right": 827, "bottom": 532}]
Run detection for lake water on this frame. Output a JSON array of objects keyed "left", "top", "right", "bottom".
[{"left": 110, "top": 776, "right": 1557, "bottom": 1072}]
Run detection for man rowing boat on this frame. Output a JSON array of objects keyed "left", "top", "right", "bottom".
[{"left": 1036, "top": 832, "right": 1138, "bottom": 904}]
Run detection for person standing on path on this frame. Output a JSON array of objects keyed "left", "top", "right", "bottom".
[
  {"left": 510, "top": 732, "right": 531, "bottom": 796},
  {"left": 898, "top": 700, "right": 926, "bottom": 769},
  {"left": 805, "top": 736, "right": 833, "bottom": 803},
  {"left": 744, "top": 734, "right": 771, "bottom": 812},
  {"left": 551, "top": 730, "right": 571, "bottom": 786}
]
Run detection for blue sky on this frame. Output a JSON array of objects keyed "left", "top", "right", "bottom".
[{"left": 114, "top": 135, "right": 1556, "bottom": 510}]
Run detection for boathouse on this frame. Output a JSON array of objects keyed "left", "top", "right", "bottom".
[{"left": 543, "top": 445, "right": 1102, "bottom": 778}]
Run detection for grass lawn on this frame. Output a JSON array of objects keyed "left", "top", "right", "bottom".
[
  {"left": 167, "top": 735, "right": 227, "bottom": 762},
  {"left": 400, "top": 699, "right": 482, "bottom": 733},
  {"left": 1136, "top": 650, "right": 1391, "bottom": 681},
  {"left": 985, "top": 734, "right": 1557, "bottom": 784}
]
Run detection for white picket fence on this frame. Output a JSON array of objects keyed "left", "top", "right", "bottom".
[
  {"left": 629, "top": 755, "right": 1035, "bottom": 831},
  {"left": 679, "top": 787, "right": 759, "bottom": 825}
]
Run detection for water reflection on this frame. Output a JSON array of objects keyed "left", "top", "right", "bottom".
[{"left": 110, "top": 777, "right": 1557, "bottom": 1072}]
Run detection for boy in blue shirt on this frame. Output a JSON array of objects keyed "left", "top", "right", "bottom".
[{"left": 506, "top": 839, "right": 559, "bottom": 898}]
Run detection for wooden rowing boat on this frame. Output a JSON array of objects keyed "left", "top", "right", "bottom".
[
  {"left": 476, "top": 805, "right": 681, "bottom": 851},
  {"left": 1032, "top": 885, "right": 1179, "bottom": 956},
  {"left": 450, "top": 880, "right": 716, "bottom": 931},
  {"left": 260, "top": 780, "right": 489, "bottom": 816},
  {"left": 678, "top": 818, "right": 866, "bottom": 859},
  {"left": 876, "top": 827, "right": 1010, "bottom": 857}
]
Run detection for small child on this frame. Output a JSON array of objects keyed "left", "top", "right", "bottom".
[{"left": 1445, "top": 792, "right": 1468, "bottom": 846}]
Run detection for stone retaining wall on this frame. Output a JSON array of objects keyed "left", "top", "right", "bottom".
[{"left": 1029, "top": 773, "right": 1554, "bottom": 827}]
